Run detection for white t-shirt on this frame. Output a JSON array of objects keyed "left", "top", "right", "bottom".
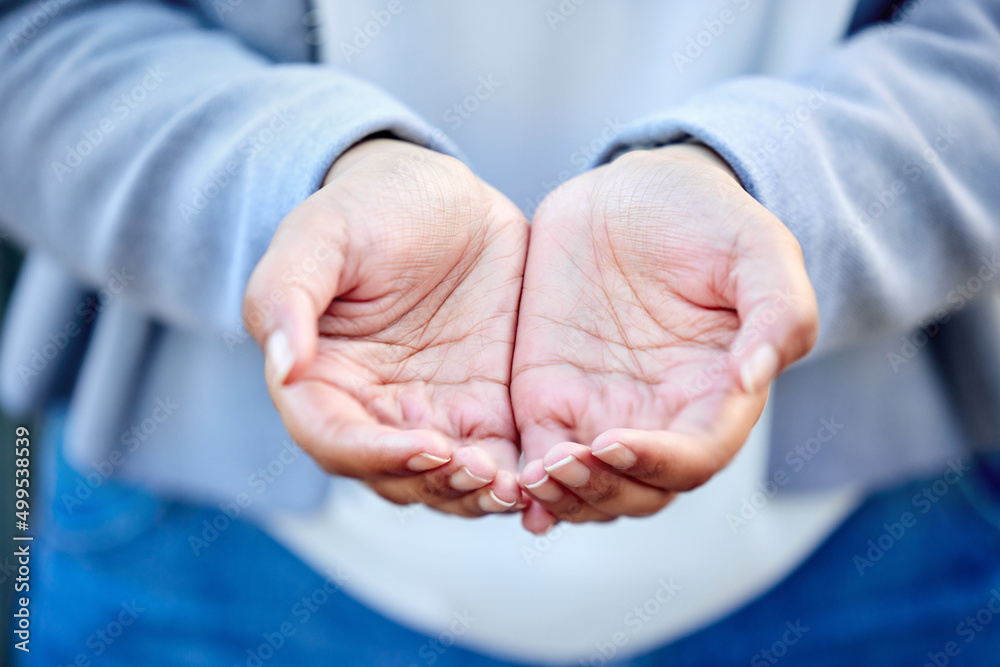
[{"left": 263, "top": 2, "right": 861, "bottom": 663}]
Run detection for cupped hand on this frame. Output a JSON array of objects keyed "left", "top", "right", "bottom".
[
  {"left": 243, "top": 138, "right": 529, "bottom": 517},
  {"left": 512, "top": 143, "right": 818, "bottom": 534}
]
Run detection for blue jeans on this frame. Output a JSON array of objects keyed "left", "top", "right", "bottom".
[{"left": 15, "top": 407, "right": 1000, "bottom": 666}]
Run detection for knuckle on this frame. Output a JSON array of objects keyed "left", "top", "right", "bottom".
[
  {"left": 371, "top": 485, "right": 412, "bottom": 507},
  {"left": 636, "top": 455, "right": 669, "bottom": 484},
  {"left": 790, "top": 305, "right": 820, "bottom": 354},
  {"left": 318, "top": 460, "right": 350, "bottom": 478},
  {"left": 557, "top": 499, "right": 589, "bottom": 522},
  {"left": 624, "top": 492, "right": 675, "bottom": 518},
  {"left": 583, "top": 469, "right": 620, "bottom": 505},
  {"left": 678, "top": 466, "right": 716, "bottom": 492},
  {"left": 415, "top": 479, "right": 438, "bottom": 500}
]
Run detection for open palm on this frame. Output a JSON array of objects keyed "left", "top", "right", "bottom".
[
  {"left": 244, "top": 139, "right": 528, "bottom": 517},
  {"left": 512, "top": 145, "right": 818, "bottom": 533}
]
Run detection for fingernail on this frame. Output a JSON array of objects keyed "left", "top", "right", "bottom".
[
  {"left": 544, "top": 456, "right": 591, "bottom": 487},
  {"left": 266, "top": 329, "right": 295, "bottom": 385},
  {"left": 406, "top": 453, "right": 451, "bottom": 472},
  {"left": 740, "top": 343, "right": 779, "bottom": 394},
  {"left": 450, "top": 466, "right": 491, "bottom": 491},
  {"left": 592, "top": 442, "right": 637, "bottom": 470},
  {"left": 524, "top": 474, "right": 564, "bottom": 502},
  {"left": 524, "top": 473, "right": 550, "bottom": 490},
  {"left": 479, "top": 490, "right": 516, "bottom": 513}
]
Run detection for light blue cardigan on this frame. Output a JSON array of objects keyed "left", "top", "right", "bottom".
[{"left": 0, "top": 0, "right": 998, "bottom": 514}]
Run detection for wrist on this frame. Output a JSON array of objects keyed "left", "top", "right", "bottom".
[
  {"left": 646, "top": 141, "right": 741, "bottom": 186},
  {"left": 323, "top": 136, "right": 425, "bottom": 187}
]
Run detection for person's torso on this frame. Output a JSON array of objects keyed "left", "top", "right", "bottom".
[
  {"left": 264, "top": 4, "right": 863, "bottom": 663},
  {"left": 316, "top": 0, "right": 856, "bottom": 213}
]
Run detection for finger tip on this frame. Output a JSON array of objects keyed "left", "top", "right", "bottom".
[
  {"left": 523, "top": 475, "right": 565, "bottom": 503},
  {"left": 449, "top": 466, "right": 493, "bottom": 492},
  {"left": 265, "top": 329, "right": 296, "bottom": 385},
  {"left": 491, "top": 471, "right": 520, "bottom": 499},
  {"left": 460, "top": 449, "right": 500, "bottom": 481},
  {"left": 738, "top": 343, "right": 779, "bottom": 394},
  {"left": 522, "top": 504, "right": 557, "bottom": 535},
  {"left": 478, "top": 489, "right": 517, "bottom": 513},
  {"left": 399, "top": 430, "right": 453, "bottom": 458},
  {"left": 406, "top": 452, "right": 452, "bottom": 472},
  {"left": 591, "top": 442, "right": 638, "bottom": 470},
  {"left": 519, "top": 460, "right": 547, "bottom": 488},
  {"left": 541, "top": 441, "right": 586, "bottom": 469},
  {"left": 591, "top": 428, "right": 632, "bottom": 450}
]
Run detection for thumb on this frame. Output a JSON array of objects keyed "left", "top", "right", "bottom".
[
  {"left": 728, "top": 216, "right": 819, "bottom": 394},
  {"left": 242, "top": 198, "right": 347, "bottom": 386}
]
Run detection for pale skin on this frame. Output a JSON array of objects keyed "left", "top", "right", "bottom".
[
  {"left": 242, "top": 137, "right": 818, "bottom": 531},
  {"left": 243, "top": 138, "right": 529, "bottom": 517},
  {"left": 512, "top": 143, "right": 818, "bottom": 534}
]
